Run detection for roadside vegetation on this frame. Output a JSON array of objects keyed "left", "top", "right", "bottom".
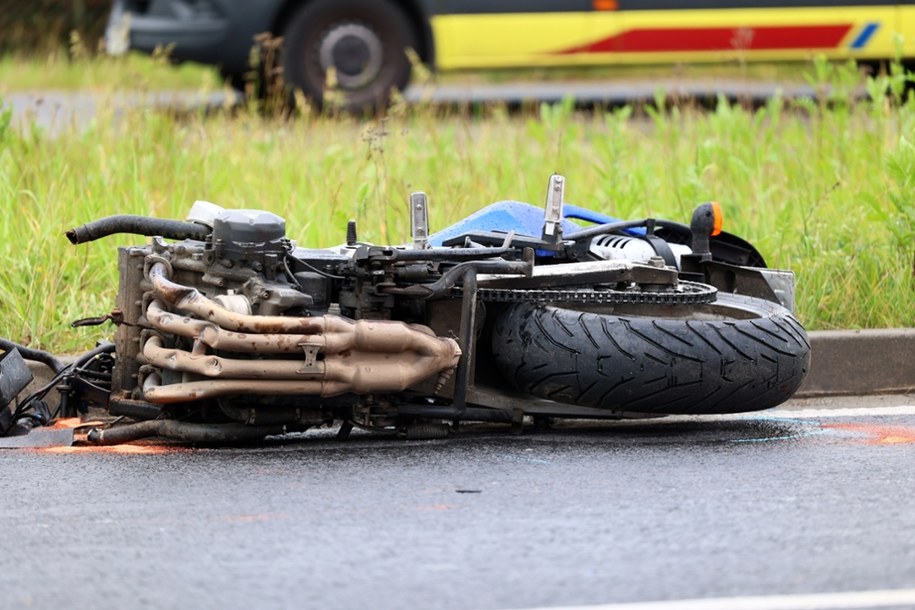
[
  {"left": 0, "top": 46, "right": 218, "bottom": 92},
  {"left": 0, "top": 52, "right": 912, "bottom": 353},
  {"left": 0, "top": 43, "right": 811, "bottom": 94}
]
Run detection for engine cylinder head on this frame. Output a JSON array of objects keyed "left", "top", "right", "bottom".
[{"left": 211, "top": 209, "right": 287, "bottom": 265}]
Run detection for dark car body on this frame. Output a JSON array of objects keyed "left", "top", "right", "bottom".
[{"left": 106, "top": 0, "right": 435, "bottom": 80}]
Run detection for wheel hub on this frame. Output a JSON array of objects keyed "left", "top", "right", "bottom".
[{"left": 318, "top": 23, "right": 383, "bottom": 89}]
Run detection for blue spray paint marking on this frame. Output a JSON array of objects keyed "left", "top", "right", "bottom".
[
  {"left": 755, "top": 415, "right": 822, "bottom": 426},
  {"left": 504, "top": 454, "right": 551, "bottom": 465},
  {"left": 850, "top": 22, "right": 880, "bottom": 50}
]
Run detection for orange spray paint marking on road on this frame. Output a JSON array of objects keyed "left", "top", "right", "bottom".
[
  {"left": 823, "top": 423, "right": 915, "bottom": 445},
  {"left": 48, "top": 418, "right": 84, "bottom": 429},
  {"left": 223, "top": 514, "right": 283, "bottom": 524},
  {"left": 35, "top": 444, "right": 178, "bottom": 455}
]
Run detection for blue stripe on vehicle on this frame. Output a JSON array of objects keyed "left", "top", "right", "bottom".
[{"left": 850, "top": 22, "right": 879, "bottom": 49}]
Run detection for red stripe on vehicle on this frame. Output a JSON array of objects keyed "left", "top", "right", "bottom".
[{"left": 556, "top": 24, "right": 854, "bottom": 54}]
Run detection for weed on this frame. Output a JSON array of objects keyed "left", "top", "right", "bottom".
[{"left": 0, "top": 57, "right": 913, "bottom": 351}]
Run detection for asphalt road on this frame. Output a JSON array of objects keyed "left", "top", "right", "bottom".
[{"left": 2, "top": 394, "right": 914, "bottom": 610}]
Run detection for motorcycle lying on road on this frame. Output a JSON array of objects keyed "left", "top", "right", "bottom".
[{"left": 0, "top": 175, "right": 810, "bottom": 446}]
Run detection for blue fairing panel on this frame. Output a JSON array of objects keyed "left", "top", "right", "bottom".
[{"left": 429, "top": 200, "right": 633, "bottom": 246}]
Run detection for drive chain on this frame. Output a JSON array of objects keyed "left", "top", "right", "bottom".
[{"left": 452, "top": 280, "right": 717, "bottom": 305}]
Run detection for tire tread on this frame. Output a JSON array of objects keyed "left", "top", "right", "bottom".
[{"left": 491, "top": 294, "right": 811, "bottom": 414}]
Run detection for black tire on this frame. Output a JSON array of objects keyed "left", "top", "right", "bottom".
[
  {"left": 282, "top": 0, "right": 418, "bottom": 112},
  {"left": 491, "top": 293, "right": 811, "bottom": 415}
]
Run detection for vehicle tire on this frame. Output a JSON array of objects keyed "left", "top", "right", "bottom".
[
  {"left": 491, "top": 293, "right": 811, "bottom": 415},
  {"left": 282, "top": 0, "right": 418, "bottom": 112}
]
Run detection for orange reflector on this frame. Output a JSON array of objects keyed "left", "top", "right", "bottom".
[
  {"left": 593, "top": 0, "right": 618, "bottom": 10},
  {"left": 710, "top": 201, "right": 723, "bottom": 236}
]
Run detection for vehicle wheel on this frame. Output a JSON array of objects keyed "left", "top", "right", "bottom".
[
  {"left": 491, "top": 293, "right": 811, "bottom": 415},
  {"left": 282, "top": 0, "right": 418, "bottom": 111}
]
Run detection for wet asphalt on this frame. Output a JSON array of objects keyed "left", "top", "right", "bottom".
[
  {"left": 3, "top": 83, "right": 907, "bottom": 609},
  {"left": 2, "top": 396, "right": 915, "bottom": 610}
]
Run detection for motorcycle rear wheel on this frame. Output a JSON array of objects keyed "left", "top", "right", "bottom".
[{"left": 491, "top": 293, "right": 810, "bottom": 415}]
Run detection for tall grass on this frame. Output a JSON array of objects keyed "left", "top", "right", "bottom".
[
  {"left": 0, "top": 43, "right": 218, "bottom": 92},
  {"left": 0, "top": 59, "right": 912, "bottom": 353}
]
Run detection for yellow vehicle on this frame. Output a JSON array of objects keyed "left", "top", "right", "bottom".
[
  {"left": 108, "top": 0, "right": 914, "bottom": 109},
  {"left": 435, "top": 3, "right": 905, "bottom": 69}
]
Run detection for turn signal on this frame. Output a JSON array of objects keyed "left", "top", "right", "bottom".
[
  {"left": 710, "top": 201, "right": 723, "bottom": 236},
  {"left": 688, "top": 201, "right": 724, "bottom": 259}
]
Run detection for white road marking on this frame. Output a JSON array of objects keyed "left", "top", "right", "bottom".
[
  {"left": 605, "top": 405, "right": 915, "bottom": 427},
  {"left": 767, "top": 406, "right": 915, "bottom": 419},
  {"left": 510, "top": 588, "right": 915, "bottom": 610}
]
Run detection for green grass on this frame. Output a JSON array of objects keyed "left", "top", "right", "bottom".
[
  {"left": 0, "top": 49, "right": 220, "bottom": 93},
  {"left": 0, "top": 59, "right": 912, "bottom": 353}
]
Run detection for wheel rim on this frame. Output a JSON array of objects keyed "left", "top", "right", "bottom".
[{"left": 317, "top": 22, "right": 384, "bottom": 90}]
